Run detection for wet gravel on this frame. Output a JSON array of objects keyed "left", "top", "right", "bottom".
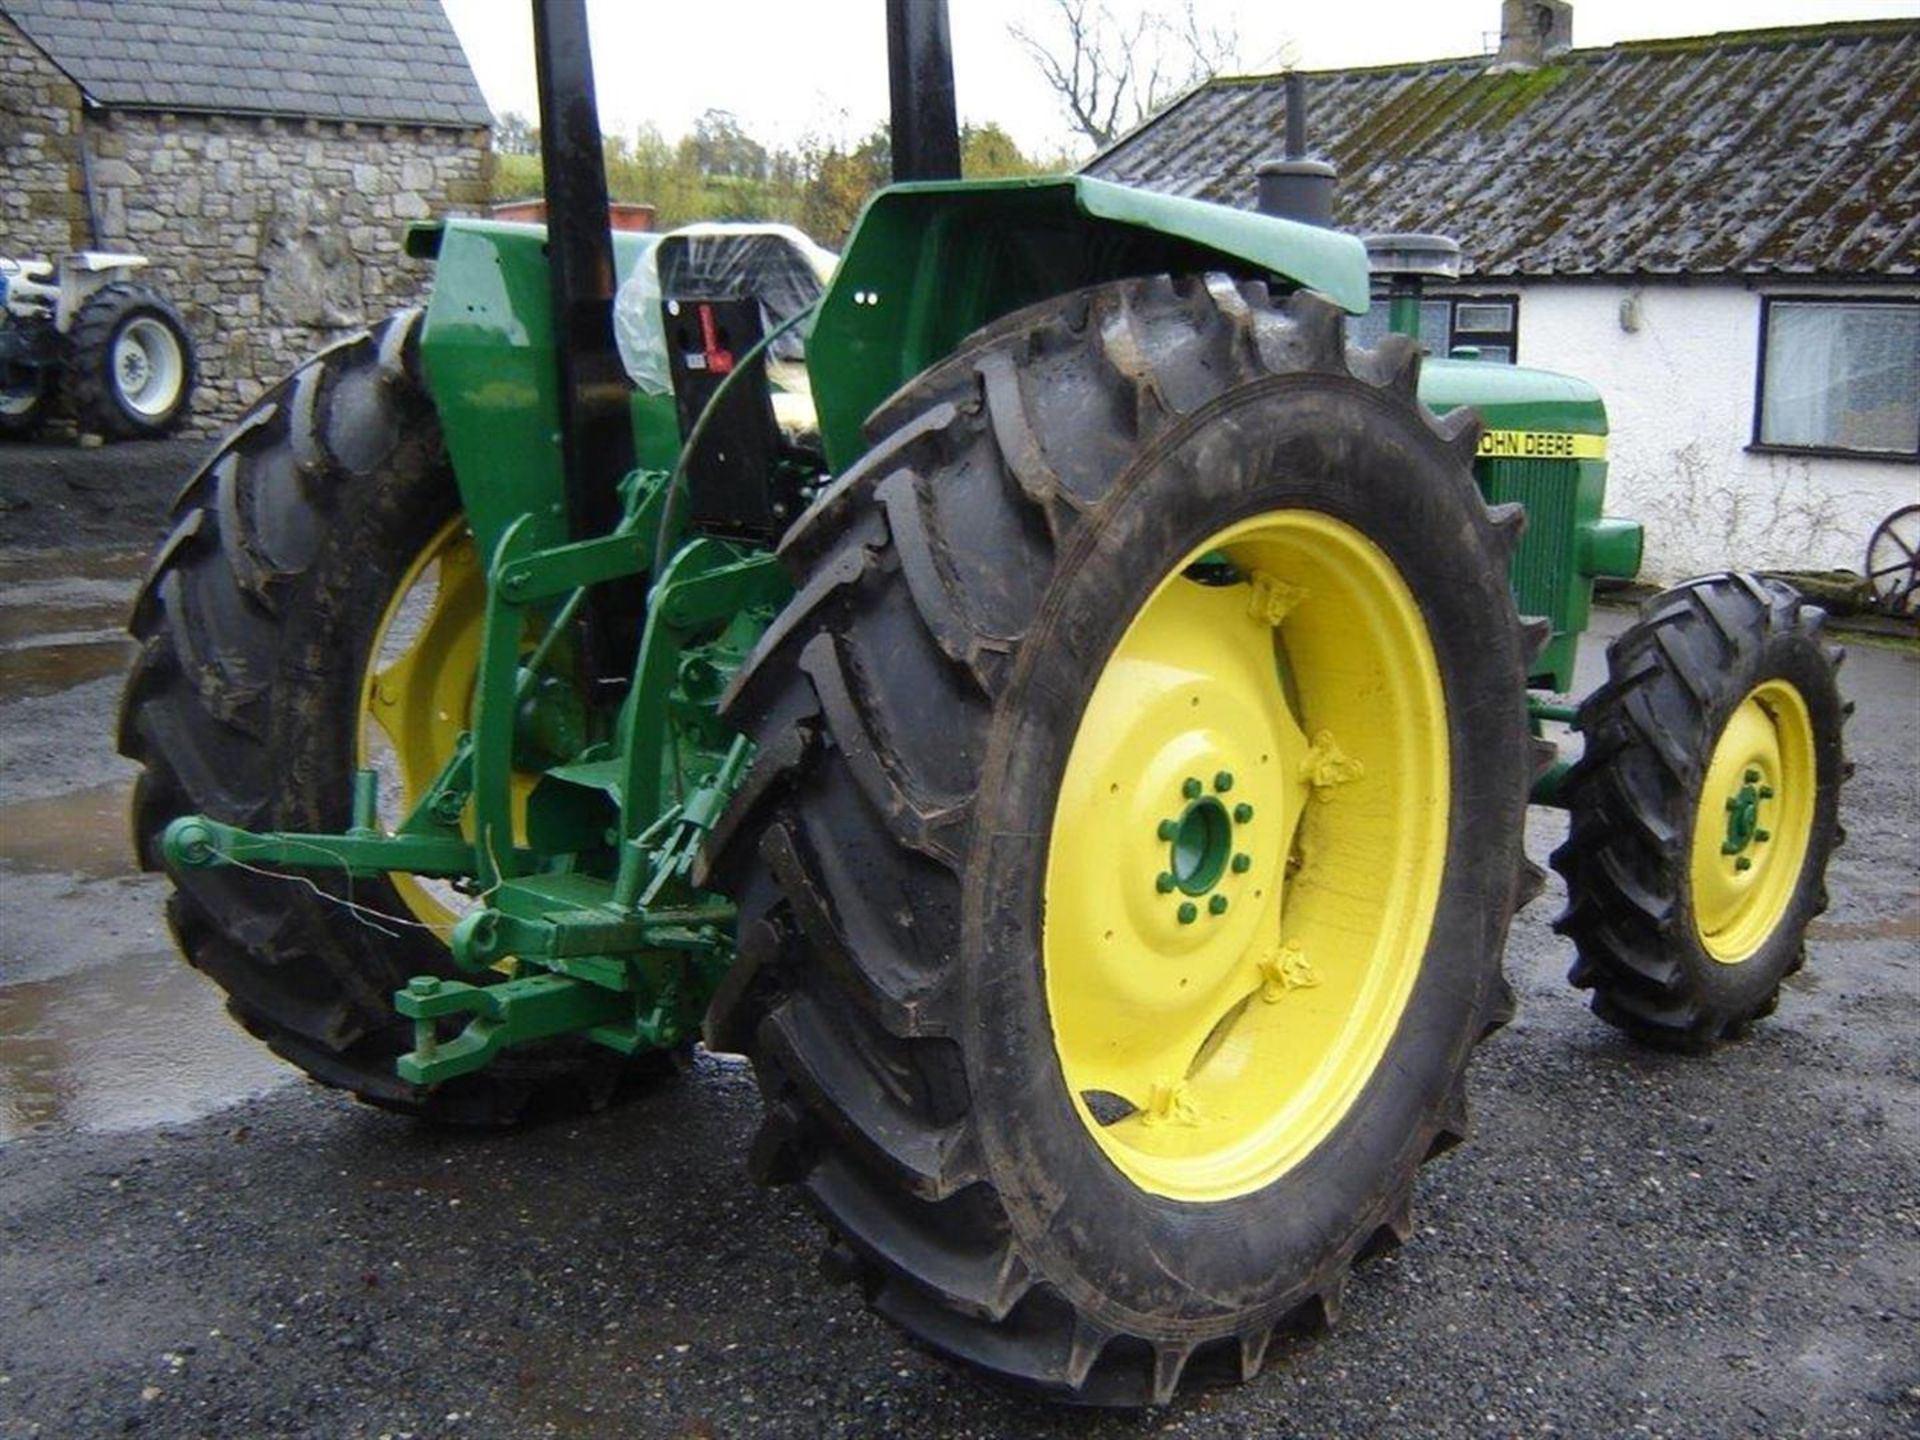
[{"left": 1, "top": 439, "right": 1915, "bottom": 1439}]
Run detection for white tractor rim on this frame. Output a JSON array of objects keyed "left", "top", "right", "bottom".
[{"left": 113, "top": 317, "right": 185, "bottom": 419}]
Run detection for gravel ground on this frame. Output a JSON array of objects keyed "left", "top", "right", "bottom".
[
  {"left": 1, "top": 438, "right": 1916, "bottom": 1439},
  {"left": 0, "top": 437, "right": 213, "bottom": 551}
]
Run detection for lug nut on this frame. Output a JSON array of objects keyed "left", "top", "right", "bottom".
[
  {"left": 1177, "top": 902, "right": 1198, "bottom": 925},
  {"left": 1156, "top": 872, "right": 1177, "bottom": 894},
  {"left": 1157, "top": 819, "right": 1178, "bottom": 841},
  {"left": 1230, "top": 853, "right": 1252, "bottom": 874},
  {"left": 1759, "top": 785, "right": 1775, "bottom": 799},
  {"left": 1209, "top": 895, "right": 1229, "bottom": 916},
  {"left": 1182, "top": 777, "right": 1203, "bottom": 800},
  {"left": 1214, "top": 771, "right": 1234, "bottom": 793},
  {"left": 1233, "top": 803, "right": 1254, "bottom": 823},
  {"left": 1735, "top": 856, "right": 1753, "bottom": 872},
  {"left": 1754, "top": 829, "right": 1770, "bottom": 843},
  {"left": 1744, "top": 768, "right": 1761, "bottom": 784}
]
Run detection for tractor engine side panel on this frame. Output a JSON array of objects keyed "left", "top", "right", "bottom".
[{"left": 1419, "top": 357, "right": 1640, "bottom": 692}]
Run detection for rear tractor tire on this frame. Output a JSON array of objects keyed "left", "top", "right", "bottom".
[
  {"left": 118, "top": 309, "right": 668, "bottom": 1124},
  {"left": 1552, "top": 574, "right": 1848, "bottom": 1049},
  {"left": 67, "top": 281, "right": 195, "bottom": 438},
  {"left": 702, "top": 277, "right": 1542, "bottom": 1404}
]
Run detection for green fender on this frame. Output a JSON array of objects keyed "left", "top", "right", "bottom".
[{"left": 807, "top": 175, "right": 1373, "bottom": 473}]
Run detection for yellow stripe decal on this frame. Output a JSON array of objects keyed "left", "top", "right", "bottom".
[{"left": 1476, "top": 429, "right": 1608, "bottom": 461}]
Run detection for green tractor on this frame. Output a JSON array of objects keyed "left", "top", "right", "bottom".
[{"left": 118, "top": 0, "right": 1847, "bottom": 1406}]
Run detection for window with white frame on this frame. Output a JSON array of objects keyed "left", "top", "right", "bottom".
[
  {"left": 1351, "top": 294, "right": 1519, "bottom": 363},
  {"left": 1756, "top": 298, "right": 1920, "bottom": 458}
]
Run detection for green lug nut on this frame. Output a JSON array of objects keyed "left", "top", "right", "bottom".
[
  {"left": 1735, "top": 856, "right": 1753, "bottom": 872},
  {"left": 1214, "top": 771, "right": 1234, "bottom": 793},
  {"left": 1209, "top": 894, "right": 1229, "bottom": 916},
  {"left": 1183, "top": 777, "right": 1203, "bottom": 800},
  {"left": 1754, "top": 829, "right": 1771, "bottom": 843},
  {"left": 1156, "top": 872, "right": 1177, "bottom": 894},
  {"left": 1233, "top": 802, "right": 1254, "bottom": 824},
  {"left": 1230, "top": 853, "right": 1252, "bottom": 874},
  {"left": 1177, "top": 902, "right": 1198, "bottom": 925},
  {"left": 1744, "top": 768, "right": 1761, "bottom": 784},
  {"left": 1157, "top": 819, "right": 1178, "bottom": 841},
  {"left": 1725, "top": 796, "right": 1738, "bottom": 812},
  {"left": 1759, "top": 785, "right": 1775, "bottom": 799}
]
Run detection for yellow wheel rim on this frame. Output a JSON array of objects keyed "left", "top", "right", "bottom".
[
  {"left": 1689, "top": 680, "right": 1816, "bottom": 963},
  {"left": 1043, "top": 511, "right": 1450, "bottom": 1203},
  {"left": 356, "top": 516, "right": 536, "bottom": 936}
]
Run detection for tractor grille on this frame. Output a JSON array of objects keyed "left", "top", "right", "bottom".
[{"left": 1478, "top": 456, "right": 1578, "bottom": 630}]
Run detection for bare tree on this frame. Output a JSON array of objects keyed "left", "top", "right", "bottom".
[{"left": 1011, "top": 0, "right": 1240, "bottom": 151}]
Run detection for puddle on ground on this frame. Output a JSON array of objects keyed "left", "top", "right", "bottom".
[
  {"left": 0, "top": 544, "right": 292, "bottom": 1139},
  {"left": 0, "top": 636, "right": 133, "bottom": 700},
  {"left": 0, "top": 948, "right": 292, "bottom": 1141},
  {"left": 0, "top": 543, "right": 143, "bottom": 700},
  {"left": 0, "top": 780, "right": 134, "bottom": 878},
  {"left": 1808, "top": 905, "right": 1920, "bottom": 944},
  {"left": 0, "top": 544, "right": 149, "bottom": 587}
]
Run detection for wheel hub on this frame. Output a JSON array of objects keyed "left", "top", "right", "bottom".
[
  {"left": 1689, "top": 680, "right": 1817, "bottom": 963},
  {"left": 1158, "top": 778, "right": 1246, "bottom": 917},
  {"left": 1719, "top": 767, "right": 1773, "bottom": 864},
  {"left": 111, "top": 317, "right": 184, "bottom": 417}
]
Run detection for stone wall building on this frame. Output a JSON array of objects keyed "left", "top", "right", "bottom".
[{"left": 1, "top": 0, "right": 492, "bottom": 427}]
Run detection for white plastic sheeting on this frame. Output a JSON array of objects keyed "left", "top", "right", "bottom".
[{"left": 614, "top": 223, "right": 836, "bottom": 400}]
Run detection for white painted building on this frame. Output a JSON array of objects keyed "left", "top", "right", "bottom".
[
  {"left": 1088, "top": 8, "right": 1920, "bottom": 585},
  {"left": 1441, "top": 280, "right": 1917, "bottom": 580}
]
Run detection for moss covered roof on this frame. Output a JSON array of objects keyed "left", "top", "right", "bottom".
[{"left": 1085, "top": 19, "right": 1920, "bottom": 279}]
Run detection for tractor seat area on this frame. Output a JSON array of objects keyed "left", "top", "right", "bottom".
[{"left": 614, "top": 223, "right": 836, "bottom": 450}]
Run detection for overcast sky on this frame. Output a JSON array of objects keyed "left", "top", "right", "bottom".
[{"left": 441, "top": 0, "right": 1920, "bottom": 158}]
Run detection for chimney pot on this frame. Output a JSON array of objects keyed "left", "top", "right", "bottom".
[{"left": 1495, "top": 0, "right": 1573, "bottom": 71}]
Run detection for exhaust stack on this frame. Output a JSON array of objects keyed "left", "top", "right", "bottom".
[
  {"left": 1255, "top": 73, "right": 1336, "bottom": 227},
  {"left": 887, "top": 0, "right": 962, "bottom": 182}
]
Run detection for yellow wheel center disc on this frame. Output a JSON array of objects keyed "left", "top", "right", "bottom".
[
  {"left": 1043, "top": 511, "right": 1449, "bottom": 1202},
  {"left": 1689, "top": 679, "right": 1816, "bottom": 963},
  {"left": 356, "top": 516, "right": 538, "bottom": 936}
]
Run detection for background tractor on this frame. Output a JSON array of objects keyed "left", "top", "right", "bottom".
[
  {"left": 0, "top": 250, "right": 196, "bottom": 439},
  {"left": 117, "top": 0, "right": 1848, "bottom": 1406}
]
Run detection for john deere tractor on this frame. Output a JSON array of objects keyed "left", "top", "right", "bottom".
[{"left": 118, "top": 0, "right": 1847, "bottom": 1406}]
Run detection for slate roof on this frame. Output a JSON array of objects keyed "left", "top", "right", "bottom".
[
  {"left": 1086, "top": 19, "right": 1920, "bottom": 280},
  {"left": 0, "top": 0, "right": 491, "bottom": 128}
]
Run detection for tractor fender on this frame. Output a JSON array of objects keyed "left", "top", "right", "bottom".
[{"left": 807, "top": 175, "right": 1374, "bottom": 472}]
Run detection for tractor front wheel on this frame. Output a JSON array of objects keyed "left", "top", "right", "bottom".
[
  {"left": 1552, "top": 574, "right": 1848, "bottom": 1048},
  {"left": 703, "top": 278, "right": 1540, "bottom": 1403}
]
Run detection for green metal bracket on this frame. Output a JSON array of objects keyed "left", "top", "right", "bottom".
[
  {"left": 394, "top": 972, "right": 647, "bottom": 1086},
  {"left": 162, "top": 814, "right": 481, "bottom": 877},
  {"left": 1527, "top": 694, "right": 1576, "bottom": 809},
  {"left": 616, "top": 541, "right": 787, "bottom": 843}
]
